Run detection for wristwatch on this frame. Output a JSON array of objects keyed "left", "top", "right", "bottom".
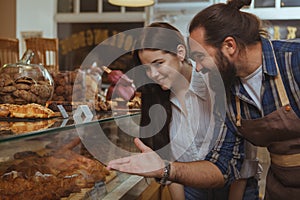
[{"left": 156, "top": 160, "right": 171, "bottom": 185}]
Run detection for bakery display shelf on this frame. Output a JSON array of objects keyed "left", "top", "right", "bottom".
[
  {"left": 0, "top": 113, "right": 146, "bottom": 200},
  {"left": 0, "top": 110, "right": 140, "bottom": 143}
]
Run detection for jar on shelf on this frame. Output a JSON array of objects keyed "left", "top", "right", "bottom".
[{"left": 0, "top": 49, "right": 54, "bottom": 105}]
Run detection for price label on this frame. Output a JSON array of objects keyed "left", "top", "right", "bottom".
[
  {"left": 57, "top": 105, "right": 69, "bottom": 119},
  {"left": 73, "top": 105, "right": 94, "bottom": 124}
]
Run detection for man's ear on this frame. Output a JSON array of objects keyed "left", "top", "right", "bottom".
[
  {"left": 221, "top": 36, "right": 237, "bottom": 58},
  {"left": 177, "top": 44, "right": 186, "bottom": 61}
]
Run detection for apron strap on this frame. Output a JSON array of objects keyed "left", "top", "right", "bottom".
[
  {"left": 235, "top": 96, "right": 242, "bottom": 127},
  {"left": 269, "top": 38, "right": 290, "bottom": 106},
  {"left": 270, "top": 152, "right": 300, "bottom": 167},
  {"left": 273, "top": 55, "right": 290, "bottom": 106}
]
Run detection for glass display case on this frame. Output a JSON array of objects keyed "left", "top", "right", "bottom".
[{"left": 0, "top": 110, "right": 150, "bottom": 200}]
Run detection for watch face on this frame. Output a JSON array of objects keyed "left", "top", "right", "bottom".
[{"left": 160, "top": 161, "right": 171, "bottom": 184}]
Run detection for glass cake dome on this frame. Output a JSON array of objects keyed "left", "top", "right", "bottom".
[{"left": 0, "top": 50, "right": 54, "bottom": 105}]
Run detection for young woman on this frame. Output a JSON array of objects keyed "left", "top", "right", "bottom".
[{"left": 136, "top": 22, "right": 214, "bottom": 199}]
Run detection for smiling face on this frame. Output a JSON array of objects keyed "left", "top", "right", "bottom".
[
  {"left": 138, "top": 49, "right": 183, "bottom": 90},
  {"left": 189, "top": 28, "right": 219, "bottom": 72},
  {"left": 189, "top": 27, "right": 237, "bottom": 90}
]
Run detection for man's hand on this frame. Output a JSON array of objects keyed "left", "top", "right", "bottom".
[
  {"left": 107, "top": 138, "right": 165, "bottom": 178},
  {"left": 107, "top": 139, "right": 225, "bottom": 188}
]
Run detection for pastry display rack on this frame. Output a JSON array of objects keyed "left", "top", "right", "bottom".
[{"left": 0, "top": 110, "right": 151, "bottom": 200}]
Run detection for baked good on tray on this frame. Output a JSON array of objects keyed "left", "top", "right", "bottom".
[
  {"left": 51, "top": 71, "right": 98, "bottom": 103},
  {"left": 0, "top": 74, "right": 53, "bottom": 105},
  {"left": 9, "top": 119, "right": 57, "bottom": 134},
  {"left": 0, "top": 103, "right": 60, "bottom": 119},
  {"left": 0, "top": 137, "right": 112, "bottom": 199}
]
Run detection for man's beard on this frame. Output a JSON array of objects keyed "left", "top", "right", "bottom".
[{"left": 215, "top": 49, "right": 237, "bottom": 92}]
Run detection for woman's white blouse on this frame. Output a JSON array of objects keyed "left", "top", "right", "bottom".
[{"left": 169, "top": 68, "right": 214, "bottom": 162}]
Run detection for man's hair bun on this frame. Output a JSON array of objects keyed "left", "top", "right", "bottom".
[{"left": 227, "top": 0, "right": 252, "bottom": 10}]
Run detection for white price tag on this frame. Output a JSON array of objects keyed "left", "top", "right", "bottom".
[
  {"left": 73, "top": 105, "right": 94, "bottom": 124},
  {"left": 57, "top": 105, "right": 69, "bottom": 119}
]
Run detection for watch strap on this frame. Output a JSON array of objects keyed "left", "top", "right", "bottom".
[{"left": 156, "top": 160, "right": 171, "bottom": 185}]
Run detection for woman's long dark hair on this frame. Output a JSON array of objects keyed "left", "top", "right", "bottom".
[{"left": 134, "top": 22, "right": 187, "bottom": 158}]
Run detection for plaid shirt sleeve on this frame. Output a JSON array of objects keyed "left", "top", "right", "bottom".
[{"left": 204, "top": 114, "right": 244, "bottom": 185}]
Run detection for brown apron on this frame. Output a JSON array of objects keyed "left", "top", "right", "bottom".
[{"left": 235, "top": 49, "right": 300, "bottom": 200}]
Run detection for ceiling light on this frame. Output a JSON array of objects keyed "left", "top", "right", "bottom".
[{"left": 108, "top": 0, "right": 155, "bottom": 7}]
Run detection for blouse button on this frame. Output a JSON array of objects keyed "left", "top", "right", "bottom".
[{"left": 285, "top": 105, "right": 291, "bottom": 112}]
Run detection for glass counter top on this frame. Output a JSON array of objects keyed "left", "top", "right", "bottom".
[{"left": 0, "top": 110, "right": 140, "bottom": 143}]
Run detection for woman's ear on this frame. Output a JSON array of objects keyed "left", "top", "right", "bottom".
[
  {"left": 177, "top": 44, "right": 186, "bottom": 62},
  {"left": 221, "top": 36, "right": 237, "bottom": 58}
]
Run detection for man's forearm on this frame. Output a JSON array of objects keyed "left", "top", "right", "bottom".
[{"left": 169, "top": 160, "right": 225, "bottom": 188}]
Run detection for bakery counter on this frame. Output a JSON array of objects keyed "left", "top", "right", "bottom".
[
  {"left": 0, "top": 111, "right": 150, "bottom": 200},
  {"left": 0, "top": 109, "right": 140, "bottom": 142}
]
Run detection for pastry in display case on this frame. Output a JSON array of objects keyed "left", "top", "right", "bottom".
[
  {"left": 49, "top": 69, "right": 110, "bottom": 112},
  {"left": 0, "top": 103, "right": 60, "bottom": 119},
  {"left": 48, "top": 65, "right": 141, "bottom": 113},
  {"left": 51, "top": 70, "right": 87, "bottom": 103},
  {"left": 0, "top": 118, "right": 58, "bottom": 135},
  {"left": 0, "top": 103, "right": 61, "bottom": 136},
  {"left": 0, "top": 50, "right": 54, "bottom": 106},
  {"left": 0, "top": 137, "right": 111, "bottom": 199},
  {"left": 0, "top": 112, "right": 147, "bottom": 200}
]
